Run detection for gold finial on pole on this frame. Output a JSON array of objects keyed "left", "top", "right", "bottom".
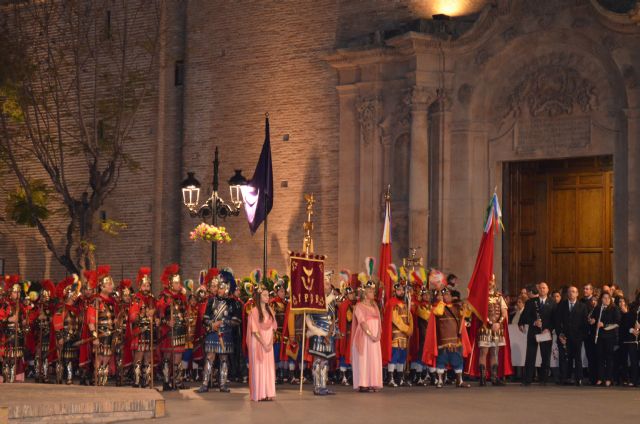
[
  {"left": 302, "top": 193, "right": 315, "bottom": 255},
  {"left": 402, "top": 247, "right": 423, "bottom": 272}
]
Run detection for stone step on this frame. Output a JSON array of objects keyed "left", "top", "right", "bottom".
[{"left": 0, "top": 383, "right": 165, "bottom": 424}]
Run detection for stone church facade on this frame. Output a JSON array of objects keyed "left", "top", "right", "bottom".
[{"left": 1, "top": 0, "right": 639, "bottom": 294}]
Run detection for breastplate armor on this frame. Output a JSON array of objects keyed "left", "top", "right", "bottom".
[
  {"left": 478, "top": 294, "right": 506, "bottom": 348},
  {"left": 436, "top": 305, "right": 461, "bottom": 349},
  {"left": 96, "top": 300, "right": 115, "bottom": 356}
]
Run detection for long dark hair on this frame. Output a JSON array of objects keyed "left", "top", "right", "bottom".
[
  {"left": 255, "top": 289, "right": 274, "bottom": 323},
  {"left": 599, "top": 292, "right": 615, "bottom": 310}
]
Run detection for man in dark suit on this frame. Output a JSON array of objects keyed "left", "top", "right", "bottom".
[
  {"left": 518, "top": 282, "right": 556, "bottom": 385},
  {"left": 555, "top": 286, "right": 589, "bottom": 385}
]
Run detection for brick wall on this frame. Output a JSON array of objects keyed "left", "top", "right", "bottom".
[{"left": 0, "top": 0, "right": 423, "bottom": 285}]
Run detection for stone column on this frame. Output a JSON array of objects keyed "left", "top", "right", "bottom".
[
  {"left": 337, "top": 85, "right": 360, "bottom": 272},
  {"left": 626, "top": 107, "right": 640, "bottom": 294},
  {"left": 409, "top": 86, "right": 436, "bottom": 257}
]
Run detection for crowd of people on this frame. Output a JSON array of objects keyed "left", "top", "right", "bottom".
[{"left": 0, "top": 262, "right": 637, "bottom": 402}]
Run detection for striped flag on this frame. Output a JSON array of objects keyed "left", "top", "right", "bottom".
[
  {"left": 467, "top": 193, "right": 503, "bottom": 322},
  {"left": 378, "top": 195, "right": 392, "bottom": 305}
]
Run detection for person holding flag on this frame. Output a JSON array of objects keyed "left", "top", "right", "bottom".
[
  {"left": 465, "top": 193, "right": 513, "bottom": 386},
  {"left": 381, "top": 264, "right": 413, "bottom": 387}
]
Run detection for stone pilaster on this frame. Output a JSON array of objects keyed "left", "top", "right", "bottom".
[{"left": 409, "top": 86, "right": 436, "bottom": 257}]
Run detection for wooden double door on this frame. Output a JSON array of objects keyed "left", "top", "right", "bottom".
[{"left": 504, "top": 156, "right": 613, "bottom": 295}]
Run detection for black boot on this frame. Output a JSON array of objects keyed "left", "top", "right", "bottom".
[
  {"left": 491, "top": 364, "right": 505, "bottom": 386},
  {"left": 479, "top": 364, "right": 487, "bottom": 387},
  {"left": 409, "top": 369, "right": 418, "bottom": 385}
]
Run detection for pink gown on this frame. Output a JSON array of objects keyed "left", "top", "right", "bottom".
[
  {"left": 351, "top": 302, "right": 383, "bottom": 390},
  {"left": 246, "top": 307, "right": 277, "bottom": 401}
]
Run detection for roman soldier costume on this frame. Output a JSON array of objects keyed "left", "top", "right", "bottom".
[
  {"left": 31, "top": 280, "right": 55, "bottom": 383},
  {"left": 128, "top": 267, "right": 156, "bottom": 388},
  {"left": 52, "top": 276, "right": 82, "bottom": 384},
  {"left": 197, "top": 270, "right": 241, "bottom": 393},
  {"left": 85, "top": 266, "right": 118, "bottom": 386},
  {"left": 305, "top": 289, "right": 338, "bottom": 396},
  {"left": 113, "top": 279, "right": 133, "bottom": 386},
  {"left": 467, "top": 275, "right": 512, "bottom": 386},
  {"left": 156, "top": 263, "right": 188, "bottom": 391},
  {"left": 0, "top": 276, "right": 28, "bottom": 383}
]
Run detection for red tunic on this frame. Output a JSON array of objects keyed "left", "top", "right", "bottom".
[{"left": 337, "top": 299, "right": 355, "bottom": 364}]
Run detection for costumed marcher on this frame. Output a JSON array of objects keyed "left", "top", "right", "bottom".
[
  {"left": 305, "top": 273, "right": 339, "bottom": 396},
  {"left": 422, "top": 286, "right": 472, "bottom": 388},
  {"left": 128, "top": 267, "right": 156, "bottom": 388},
  {"left": 85, "top": 266, "right": 118, "bottom": 386},
  {"left": 270, "top": 277, "right": 289, "bottom": 384},
  {"left": 31, "top": 280, "right": 55, "bottom": 383},
  {"left": 413, "top": 282, "right": 433, "bottom": 385},
  {"left": 0, "top": 276, "right": 28, "bottom": 383},
  {"left": 247, "top": 282, "right": 277, "bottom": 401},
  {"left": 196, "top": 269, "right": 241, "bottom": 393},
  {"left": 77, "top": 274, "right": 96, "bottom": 385},
  {"left": 156, "top": 264, "right": 188, "bottom": 391},
  {"left": 381, "top": 265, "right": 413, "bottom": 387},
  {"left": 113, "top": 278, "right": 133, "bottom": 386},
  {"left": 351, "top": 280, "right": 382, "bottom": 392},
  {"left": 336, "top": 280, "right": 356, "bottom": 386},
  {"left": 181, "top": 279, "right": 198, "bottom": 383},
  {"left": 230, "top": 279, "right": 247, "bottom": 383},
  {"left": 52, "top": 276, "right": 82, "bottom": 384},
  {"left": 468, "top": 274, "right": 512, "bottom": 386}
]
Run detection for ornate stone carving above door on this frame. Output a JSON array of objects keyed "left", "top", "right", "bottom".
[
  {"left": 502, "top": 58, "right": 598, "bottom": 120},
  {"left": 356, "top": 96, "right": 382, "bottom": 146}
]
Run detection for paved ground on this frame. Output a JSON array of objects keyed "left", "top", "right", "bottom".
[
  {"left": 0, "top": 383, "right": 163, "bottom": 423},
  {"left": 118, "top": 382, "right": 640, "bottom": 424}
]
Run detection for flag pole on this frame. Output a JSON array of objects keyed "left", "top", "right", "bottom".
[
  {"left": 299, "top": 313, "right": 306, "bottom": 394},
  {"left": 263, "top": 113, "right": 270, "bottom": 284}
]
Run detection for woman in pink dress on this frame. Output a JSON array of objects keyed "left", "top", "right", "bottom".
[
  {"left": 246, "top": 286, "right": 277, "bottom": 401},
  {"left": 351, "top": 280, "right": 383, "bottom": 392}
]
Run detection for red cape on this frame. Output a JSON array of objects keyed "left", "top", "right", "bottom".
[
  {"left": 381, "top": 297, "right": 404, "bottom": 365},
  {"left": 337, "top": 299, "right": 355, "bottom": 364},
  {"left": 193, "top": 298, "right": 208, "bottom": 361},
  {"left": 80, "top": 294, "right": 118, "bottom": 368},
  {"left": 421, "top": 303, "right": 472, "bottom": 368},
  {"left": 465, "top": 316, "right": 513, "bottom": 377}
]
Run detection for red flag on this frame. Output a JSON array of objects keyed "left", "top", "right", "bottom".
[
  {"left": 467, "top": 193, "right": 502, "bottom": 323},
  {"left": 378, "top": 195, "right": 392, "bottom": 305}
]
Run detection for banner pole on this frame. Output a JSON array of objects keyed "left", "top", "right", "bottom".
[{"left": 299, "top": 312, "right": 306, "bottom": 394}]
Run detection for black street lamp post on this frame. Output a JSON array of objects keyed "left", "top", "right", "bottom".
[{"left": 181, "top": 147, "right": 247, "bottom": 268}]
